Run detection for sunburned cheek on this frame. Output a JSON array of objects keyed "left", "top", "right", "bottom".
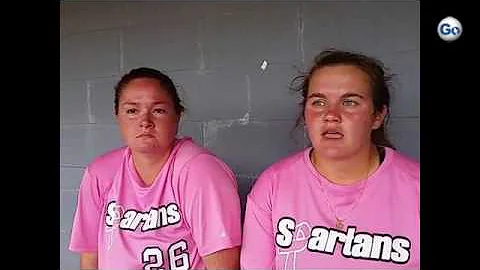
[
  {"left": 304, "top": 110, "right": 321, "bottom": 123},
  {"left": 343, "top": 110, "right": 374, "bottom": 122}
]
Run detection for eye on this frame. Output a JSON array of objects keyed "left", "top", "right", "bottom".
[
  {"left": 126, "top": 108, "right": 138, "bottom": 114},
  {"left": 342, "top": 99, "right": 359, "bottom": 106},
  {"left": 153, "top": 108, "right": 167, "bottom": 114},
  {"left": 311, "top": 99, "right": 327, "bottom": 107}
]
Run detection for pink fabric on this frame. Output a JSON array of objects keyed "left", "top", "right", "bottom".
[
  {"left": 241, "top": 147, "right": 419, "bottom": 269},
  {"left": 69, "top": 137, "right": 242, "bottom": 269}
]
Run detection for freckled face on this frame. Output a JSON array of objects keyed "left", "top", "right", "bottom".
[
  {"left": 116, "top": 78, "right": 179, "bottom": 154},
  {"left": 304, "top": 65, "right": 385, "bottom": 159}
]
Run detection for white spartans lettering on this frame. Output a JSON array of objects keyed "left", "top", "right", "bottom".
[{"left": 275, "top": 217, "right": 411, "bottom": 264}]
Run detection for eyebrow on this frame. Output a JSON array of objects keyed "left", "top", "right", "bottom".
[
  {"left": 307, "top": 92, "right": 365, "bottom": 99},
  {"left": 120, "top": 101, "right": 170, "bottom": 106}
]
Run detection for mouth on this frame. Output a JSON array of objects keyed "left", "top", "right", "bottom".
[
  {"left": 321, "top": 130, "right": 344, "bottom": 139},
  {"left": 136, "top": 134, "right": 155, "bottom": 138}
]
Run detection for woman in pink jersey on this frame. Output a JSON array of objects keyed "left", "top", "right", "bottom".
[
  {"left": 241, "top": 49, "right": 420, "bottom": 269},
  {"left": 69, "top": 67, "right": 242, "bottom": 269}
]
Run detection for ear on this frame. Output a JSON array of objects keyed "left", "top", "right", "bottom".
[{"left": 372, "top": 105, "right": 387, "bottom": 130}]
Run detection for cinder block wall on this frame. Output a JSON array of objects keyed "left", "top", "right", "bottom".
[{"left": 60, "top": 2, "right": 419, "bottom": 269}]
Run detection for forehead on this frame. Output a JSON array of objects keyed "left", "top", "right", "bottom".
[
  {"left": 308, "top": 64, "right": 372, "bottom": 96},
  {"left": 120, "top": 78, "right": 172, "bottom": 101}
]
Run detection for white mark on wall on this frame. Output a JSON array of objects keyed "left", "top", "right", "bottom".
[
  {"left": 297, "top": 4, "right": 305, "bottom": 64},
  {"left": 204, "top": 120, "right": 222, "bottom": 148},
  {"left": 198, "top": 18, "right": 206, "bottom": 72},
  {"left": 204, "top": 117, "right": 251, "bottom": 148},
  {"left": 119, "top": 30, "right": 124, "bottom": 73},
  {"left": 200, "top": 122, "right": 206, "bottom": 147},
  {"left": 241, "top": 74, "right": 252, "bottom": 125},
  {"left": 260, "top": 60, "right": 268, "bottom": 71},
  {"left": 202, "top": 73, "right": 252, "bottom": 146},
  {"left": 86, "top": 80, "right": 95, "bottom": 124}
]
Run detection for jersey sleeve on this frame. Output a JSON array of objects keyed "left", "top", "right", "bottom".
[
  {"left": 177, "top": 153, "right": 242, "bottom": 257},
  {"left": 69, "top": 167, "right": 103, "bottom": 252},
  {"left": 240, "top": 170, "right": 276, "bottom": 269}
]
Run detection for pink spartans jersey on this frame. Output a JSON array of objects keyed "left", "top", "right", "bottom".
[
  {"left": 241, "top": 147, "right": 420, "bottom": 269},
  {"left": 69, "top": 137, "right": 242, "bottom": 269}
]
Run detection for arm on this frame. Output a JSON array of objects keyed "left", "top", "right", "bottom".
[
  {"left": 240, "top": 174, "right": 276, "bottom": 269},
  {"left": 202, "top": 246, "right": 240, "bottom": 269},
  {"left": 178, "top": 154, "right": 242, "bottom": 268},
  {"left": 69, "top": 167, "right": 102, "bottom": 268},
  {"left": 80, "top": 252, "right": 98, "bottom": 270}
]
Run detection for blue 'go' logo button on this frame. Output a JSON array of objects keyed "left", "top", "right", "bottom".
[{"left": 438, "top": 16, "right": 462, "bottom": 42}]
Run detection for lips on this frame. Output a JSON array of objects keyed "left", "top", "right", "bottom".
[
  {"left": 321, "top": 130, "right": 344, "bottom": 139},
  {"left": 136, "top": 133, "right": 155, "bottom": 138}
]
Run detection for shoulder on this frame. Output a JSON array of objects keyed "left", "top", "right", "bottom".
[
  {"left": 83, "top": 146, "right": 127, "bottom": 192},
  {"left": 250, "top": 148, "right": 307, "bottom": 197},
  {"left": 173, "top": 139, "right": 238, "bottom": 193},
  {"left": 87, "top": 146, "right": 127, "bottom": 175},
  {"left": 258, "top": 149, "right": 307, "bottom": 182},
  {"left": 175, "top": 138, "right": 225, "bottom": 168},
  {"left": 174, "top": 137, "right": 235, "bottom": 177},
  {"left": 385, "top": 148, "right": 420, "bottom": 182}
]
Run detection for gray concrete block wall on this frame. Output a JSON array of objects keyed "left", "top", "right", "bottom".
[{"left": 60, "top": 2, "right": 420, "bottom": 269}]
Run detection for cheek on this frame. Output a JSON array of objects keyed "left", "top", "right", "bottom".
[
  {"left": 154, "top": 116, "right": 179, "bottom": 131},
  {"left": 304, "top": 111, "right": 323, "bottom": 140},
  {"left": 304, "top": 108, "right": 320, "bottom": 126},
  {"left": 117, "top": 117, "right": 137, "bottom": 133},
  {"left": 343, "top": 108, "right": 372, "bottom": 121},
  {"left": 345, "top": 114, "right": 377, "bottom": 133}
]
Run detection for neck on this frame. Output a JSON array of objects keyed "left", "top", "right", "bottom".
[
  {"left": 131, "top": 145, "right": 174, "bottom": 186},
  {"left": 311, "top": 145, "right": 379, "bottom": 185}
]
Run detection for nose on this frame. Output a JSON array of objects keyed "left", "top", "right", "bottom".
[
  {"left": 323, "top": 105, "right": 341, "bottom": 122},
  {"left": 139, "top": 113, "right": 154, "bottom": 129}
]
